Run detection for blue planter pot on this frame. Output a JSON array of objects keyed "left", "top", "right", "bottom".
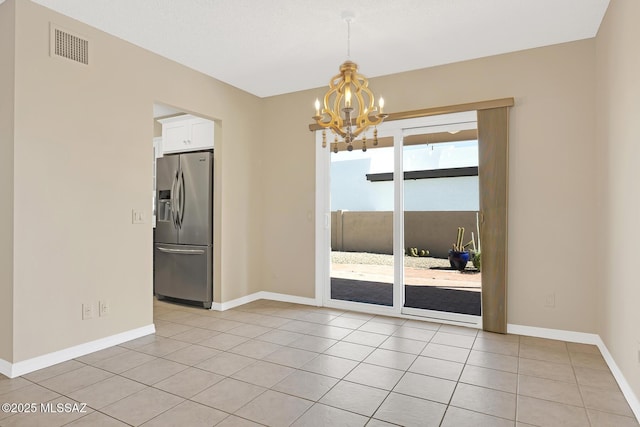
[{"left": 448, "top": 250, "right": 470, "bottom": 271}]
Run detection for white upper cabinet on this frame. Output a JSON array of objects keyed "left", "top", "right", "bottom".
[{"left": 158, "top": 114, "right": 214, "bottom": 154}]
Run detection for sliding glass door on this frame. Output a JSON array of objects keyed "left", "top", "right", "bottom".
[
  {"left": 318, "top": 111, "right": 485, "bottom": 325},
  {"left": 329, "top": 142, "right": 395, "bottom": 309},
  {"left": 401, "top": 123, "right": 482, "bottom": 323}
]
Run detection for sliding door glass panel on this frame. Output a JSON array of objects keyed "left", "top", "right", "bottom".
[
  {"left": 402, "top": 131, "right": 482, "bottom": 316},
  {"left": 330, "top": 144, "right": 394, "bottom": 306}
]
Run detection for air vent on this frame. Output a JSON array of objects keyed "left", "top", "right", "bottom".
[{"left": 50, "top": 24, "right": 89, "bottom": 65}]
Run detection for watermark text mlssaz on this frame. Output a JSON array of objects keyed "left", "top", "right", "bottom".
[{"left": 1, "top": 402, "right": 88, "bottom": 414}]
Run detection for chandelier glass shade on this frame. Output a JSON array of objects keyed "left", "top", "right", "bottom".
[{"left": 312, "top": 16, "right": 387, "bottom": 153}]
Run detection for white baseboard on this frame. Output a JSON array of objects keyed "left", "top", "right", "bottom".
[
  {"left": 507, "top": 323, "right": 600, "bottom": 345},
  {"left": 211, "top": 292, "right": 261, "bottom": 311},
  {"left": 594, "top": 336, "right": 640, "bottom": 422},
  {"left": 0, "top": 324, "right": 155, "bottom": 379},
  {"left": 508, "top": 323, "right": 640, "bottom": 421},
  {"left": 259, "top": 291, "right": 318, "bottom": 307},
  {"left": 211, "top": 291, "right": 318, "bottom": 311}
]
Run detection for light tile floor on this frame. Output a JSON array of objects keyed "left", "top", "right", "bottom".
[{"left": 1, "top": 299, "right": 638, "bottom": 426}]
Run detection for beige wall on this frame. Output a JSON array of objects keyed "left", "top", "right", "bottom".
[
  {"left": 10, "top": 0, "right": 263, "bottom": 362},
  {"left": 260, "top": 93, "right": 316, "bottom": 298},
  {"left": 596, "top": 0, "right": 640, "bottom": 402},
  {"left": 377, "top": 43, "right": 598, "bottom": 334},
  {"left": 262, "top": 40, "right": 599, "bottom": 332},
  {"left": 0, "top": 0, "right": 15, "bottom": 363}
]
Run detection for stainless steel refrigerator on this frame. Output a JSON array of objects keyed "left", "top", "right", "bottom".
[{"left": 154, "top": 151, "right": 213, "bottom": 308}]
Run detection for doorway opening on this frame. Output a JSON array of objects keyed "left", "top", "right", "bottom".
[
  {"left": 152, "top": 102, "right": 220, "bottom": 311},
  {"left": 319, "top": 111, "right": 482, "bottom": 325},
  {"left": 315, "top": 97, "right": 513, "bottom": 331}
]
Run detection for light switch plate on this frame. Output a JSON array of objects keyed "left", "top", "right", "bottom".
[
  {"left": 132, "top": 209, "right": 145, "bottom": 224},
  {"left": 99, "top": 300, "right": 110, "bottom": 317},
  {"left": 82, "top": 303, "right": 94, "bottom": 320}
]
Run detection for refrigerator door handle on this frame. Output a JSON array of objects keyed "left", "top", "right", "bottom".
[
  {"left": 170, "top": 170, "right": 179, "bottom": 229},
  {"left": 175, "top": 167, "right": 183, "bottom": 229},
  {"left": 157, "top": 247, "right": 205, "bottom": 255},
  {"left": 176, "top": 167, "right": 183, "bottom": 228},
  {"left": 179, "top": 169, "right": 186, "bottom": 226}
]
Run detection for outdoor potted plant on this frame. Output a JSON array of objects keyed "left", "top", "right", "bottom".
[{"left": 449, "top": 227, "right": 472, "bottom": 271}]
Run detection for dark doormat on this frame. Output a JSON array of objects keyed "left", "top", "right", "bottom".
[
  {"left": 330, "top": 277, "right": 481, "bottom": 315},
  {"left": 331, "top": 278, "right": 393, "bottom": 306},
  {"left": 404, "top": 285, "right": 481, "bottom": 316}
]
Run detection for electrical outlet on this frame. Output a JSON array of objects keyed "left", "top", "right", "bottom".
[
  {"left": 82, "top": 303, "right": 94, "bottom": 320},
  {"left": 99, "top": 300, "right": 110, "bottom": 317},
  {"left": 544, "top": 293, "right": 556, "bottom": 308}
]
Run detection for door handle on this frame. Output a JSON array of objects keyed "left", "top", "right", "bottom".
[
  {"left": 179, "top": 170, "right": 186, "bottom": 226},
  {"left": 170, "top": 171, "right": 178, "bottom": 228},
  {"left": 157, "top": 247, "right": 205, "bottom": 255},
  {"left": 175, "top": 167, "right": 183, "bottom": 228}
]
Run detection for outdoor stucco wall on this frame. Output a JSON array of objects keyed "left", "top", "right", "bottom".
[
  {"left": 332, "top": 211, "right": 478, "bottom": 258},
  {"left": 337, "top": 211, "right": 393, "bottom": 255}
]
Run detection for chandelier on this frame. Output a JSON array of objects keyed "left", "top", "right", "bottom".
[{"left": 312, "top": 13, "right": 387, "bottom": 153}]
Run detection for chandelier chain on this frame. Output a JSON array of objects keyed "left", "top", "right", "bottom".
[{"left": 346, "top": 19, "right": 351, "bottom": 59}]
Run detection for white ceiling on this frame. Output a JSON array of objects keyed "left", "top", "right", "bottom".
[{"left": 29, "top": 0, "right": 610, "bottom": 98}]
